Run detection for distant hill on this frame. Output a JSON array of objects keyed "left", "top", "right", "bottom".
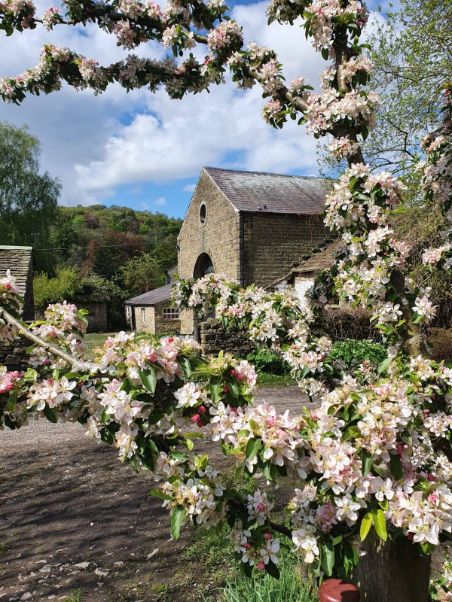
[{"left": 40, "top": 204, "right": 183, "bottom": 280}]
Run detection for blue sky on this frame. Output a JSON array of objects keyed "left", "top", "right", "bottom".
[{"left": 0, "top": 0, "right": 388, "bottom": 219}]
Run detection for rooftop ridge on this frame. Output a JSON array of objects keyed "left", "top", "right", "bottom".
[{"left": 204, "top": 166, "right": 326, "bottom": 181}]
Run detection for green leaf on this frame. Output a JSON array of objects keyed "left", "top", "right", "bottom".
[
  {"left": 43, "top": 404, "right": 57, "bottom": 423},
  {"left": 320, "top": 542, "right": 335, "bottom": 576},
  {"left": 360, "top": 512, "right": 373, "bottom": 541},
  {"left": 389, "top": 454, "right": 403, "bottom": 480},
  {"left": 372, "top": 508, "right": 387, "bottom": 542},
  {"left": 265, "top": 561, "right": 280, "bottom": 579},
  {"left": 245, "top": 438, "right": 262, "bottom": 461},
  {"left": 149, "top": 488, "right": 172, "bottom": 501},
  {"left": 229, "top": 381, "right": 240, "bottom": 398},
  {"left": 139, "top": 366, "right": 157, "bottom": 393},
  {"left": 170, "top": 506, "right": 186, "bottom": 540},
  {"left": 209, "top": 382, "right": 221, "bottom": 402},
  {"left": 361, "top": 451, "right": 373, "bottom": 476},
  {"left": 332, "top": 534, "right": 343, "bottom": 546},
  {"left": 378, "top": 357, "right": 391, "bottom": 374}
]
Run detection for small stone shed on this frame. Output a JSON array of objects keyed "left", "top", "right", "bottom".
[
  {"left": 269, "top": 239, "right": 343, "bottom": 302},
  {"left": 178, "top": 167, "right": 331, "bottom": 335},
  {"left": 0, "top": 245, "right": 34, "bottom": 320},
  {"left": 125, "top": 284, "right": 180, "bottom": 335},
  {"left": 0, "top": 245, "right": 34, "bottom": 371}
]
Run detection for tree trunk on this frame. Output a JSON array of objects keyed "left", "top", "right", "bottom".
[{"left": 352, "top": 534, "right": 431, "bottom": 602}]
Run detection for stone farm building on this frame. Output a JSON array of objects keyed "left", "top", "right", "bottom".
[
  {"left": 127, "top": 167, "right": 333, "bottom": 336},
  {"left": 125, "top": 270, "right": 181, "bottom": 335},
  {"left": 177, "top": 167, "right": 332, "bottom": 335},
  {"left": 0, "top": 245, "right": 34, "bottom": 372},
  {"left": 0, "top": 245, "right": 34, "bottom": 320}
]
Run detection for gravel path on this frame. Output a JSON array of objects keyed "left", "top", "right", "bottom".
[{"left": 0, "top": 386, "right": 306, "bottom": 602}]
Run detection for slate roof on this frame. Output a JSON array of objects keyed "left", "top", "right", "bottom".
[
  {"left": 125, "top": 284, "right": 173, "bottom": 306},
  {"left": 204, "top": 167, "right": 329, "bottom": 215},
  {"left": 267, "top": 239, "right": 342, "bottom": 289},
  {"left": 0, "top": 246, "right": 33, "bottom": 298},
  {"left": 296, "top": 239, "right": 344, "bottom": 273}
]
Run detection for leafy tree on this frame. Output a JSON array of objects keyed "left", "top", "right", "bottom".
[
  {"left": 33, "top": 266, "right": 79, "bottom": 311},
  {"left": 0, "top": 121, "right": 60, "bottom": 270},
  {"left": 1, "top": 1, "right": 451, "bottom": 598},
  {"left": 119, "top": 253, "right": 166, "bottom": 297},
  {"left": 365, "top": 0, "right": 452, "bottom": 182},
  {"left": 34, "top": 267, "right": 127, "bottom": 327}
]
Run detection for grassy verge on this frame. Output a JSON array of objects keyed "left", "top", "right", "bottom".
[
  {"left": 183, "top": 523, "right": 314, "bottom": 602},
  {"left": 257, "top": 373, "right": 296, "bottom": 386},
  {"left": 84, "top": 332, "right": 116, "bottom": 355},
  {"left": 221, "top": 552, "right": 315, "bottom": 602}
]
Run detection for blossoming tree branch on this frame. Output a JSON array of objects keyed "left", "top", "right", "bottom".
[{"left": 0, "top": 0, "right": 451, "bottom": 597}]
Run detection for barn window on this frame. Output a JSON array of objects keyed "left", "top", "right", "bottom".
[
  {"left": 199, "top": 203, "right": 207, "bottom": 224},
  {"left": 162, "top": 307, "right": 180, "bottom": 321},
  {"left": 140, "top": 307, "right": 146, "bottom": 323}
]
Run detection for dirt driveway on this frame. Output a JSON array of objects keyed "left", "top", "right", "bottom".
[{"left": 0, "top": 386, "right": 305, "bottom": 602}]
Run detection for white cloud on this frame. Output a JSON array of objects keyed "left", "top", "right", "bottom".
[
  {"left": 0, "top": 1, "right": 380, "bottom": 205},
  {"left": 183, "top": 183, "right": 197, "bottom": 193},
  {"left": 73, "top": 2, "right": 325, "bottom": 196},
  {"left": 154, "top": 196, "right": 167, "bottom": 206}
]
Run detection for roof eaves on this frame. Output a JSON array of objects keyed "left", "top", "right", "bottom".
[{"left": 203, "top": 167, "right": 241, "bottom": 214}]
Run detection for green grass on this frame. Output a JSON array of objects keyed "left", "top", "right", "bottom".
[
  {"left": 221, "top": 553, "right": 315, "bottom": 602},
  {"left": 84, "top": 332, "right": 116, "bottom": 355},
  {"left": 185, "top": 524, "right": 236, "bottom": 576},
  {"left": 257, "top": 373, "right": 296, "bottom": 386},
  {"left": 185, "top": 524, "right": 315, "bottom": 602},
  {"left": 62, "top": 590, "right": 84, "bottom": 602}
]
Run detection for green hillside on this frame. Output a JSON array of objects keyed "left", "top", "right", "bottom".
[{"left": 33, "top": 205, "right": 183, "bottom": 328}]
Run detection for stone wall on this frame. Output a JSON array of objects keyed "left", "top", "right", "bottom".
[
  {"left": 131, "top": 303, "right": 181, "bottom": 335},
  {"left": 243, "top": 213, "right": 328, "bottom": 287},
  {"left": 0, "top": 337, "right": 30, "bottom": 371},
  {"left": 199, "top": 318, "right": 254, "bottom": 356},
  {"left": 178, "top": 170, "right": 241, "bottom": 282},
  {"left": 132, "top": 305, "right": 155, "bottom": 333},
  {"left": 154, "top": 300, "right": 181, "bottom": 335}
]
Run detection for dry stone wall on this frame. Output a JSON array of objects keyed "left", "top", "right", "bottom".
[
  {"left": 200, "top": 318, "right": 254, "bottom": 356},
  {"left": 0, "top": 337, "right": 30, "bottom": 372}
]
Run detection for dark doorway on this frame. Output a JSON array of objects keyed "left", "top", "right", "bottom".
[{"left": 193, "top": 253, "right": 214, "bottom": 279}]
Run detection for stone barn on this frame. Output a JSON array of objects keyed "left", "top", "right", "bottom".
[
  {"left": 125, "top": 285, "right": 181, "bottom": 335},
  {"left": 178, "top": 167, "right": 331, "bottom": 335},
  {"left": 0, "top": 245, "right": 34, "bottom": 371},
  {"left": 0, "top": 245, "right": 34, "bottom": 320}
]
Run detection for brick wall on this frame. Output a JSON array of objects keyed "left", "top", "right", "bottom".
[{"left": 243, "top": 213, "right": 328, "bottom": 287}]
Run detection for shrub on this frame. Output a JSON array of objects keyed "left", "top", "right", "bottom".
[
  {"left": 246, "top": 347, "right": 290, "bottom": 375},
  {"left": 327, "top": 339, "right": 387, "bottom": 372},
  {"left": 322, "top": 307, "right": 380, "bottom": 341}
]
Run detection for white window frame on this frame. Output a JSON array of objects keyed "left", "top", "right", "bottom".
[{"left": 162, "top": 307, "right": 180, "bottom": 321}]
